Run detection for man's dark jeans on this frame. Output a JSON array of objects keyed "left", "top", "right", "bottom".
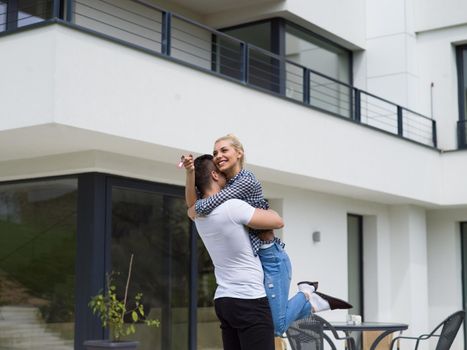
[{"left": 214, "top": 297, "right": 275, "bottom": 350}]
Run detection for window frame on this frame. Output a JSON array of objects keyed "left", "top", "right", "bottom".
[
  {"left": 0, "top": 173, "right": 199, "bottom": 350},
  {"left": 456, "top": 45, "right": 467, "bottom": 148}
]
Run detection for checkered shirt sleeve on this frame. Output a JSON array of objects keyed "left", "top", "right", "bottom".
[
  {"left": 195, "top": 169, "right": 284, "bottom": 255},
  {"left": 195, "top": 169, "right": 269, "bottom": 215}
]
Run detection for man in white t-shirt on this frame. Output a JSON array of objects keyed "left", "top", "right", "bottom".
[{"left": 191, "top": 155, "right": 283, "bottom": 350}]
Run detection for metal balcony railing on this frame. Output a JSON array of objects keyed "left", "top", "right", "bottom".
[{"left": 0, "top": 0, "right": 438, "bottom": 148}]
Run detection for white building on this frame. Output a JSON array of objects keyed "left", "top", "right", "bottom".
[{"left": 0, "top": 0, "right": 466, "bottom": 349}]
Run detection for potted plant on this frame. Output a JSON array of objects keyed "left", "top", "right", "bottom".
[{"left": 84, "top": 254, "right": 159, "bottom": 349}]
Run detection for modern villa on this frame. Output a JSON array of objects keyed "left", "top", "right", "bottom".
[{"left": 1, "top": 0, "right": 467, "bottom": 349}]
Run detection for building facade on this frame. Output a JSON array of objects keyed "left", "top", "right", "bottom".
[{"left": 0, "top": 0, "right": 466, "bottom": 349}]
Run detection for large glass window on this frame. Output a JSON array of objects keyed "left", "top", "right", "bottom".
[
  {"left": 286, "top": 24, "right": 352, "bottom": 117},
  {"left": 110, "top": 183, "right": 220, "bottom": 350},
  {"left": 348, "top": 214, "right": 363, "bottom": 316},
  {"left": 460, "top": 222, "right": 467, "bottom": 346},
  {"left": 221, "top": 20, "right": 352, "bottom": 113},
  {"left": 221, "top": 21, "right": 281, "bottom": 93},
  {"left": 457, "top": 46, "right": 467, "bottom": 148},
  {"left": 0, "top": 178, "right": 77, "bottom": 349},
  {"left": 348, "top": 214, "right": 363, "bottom": 349},
  {"left": 17, "top": 0, "right": 52, "bottom": 27}
]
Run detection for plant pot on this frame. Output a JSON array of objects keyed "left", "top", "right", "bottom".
[{"left": 83, "top": 340, "right": 139, "bottom": 349}]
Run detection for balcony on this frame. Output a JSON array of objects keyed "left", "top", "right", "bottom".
[{"left": 0, "top": 0, "right": 438, "bottom": 149}]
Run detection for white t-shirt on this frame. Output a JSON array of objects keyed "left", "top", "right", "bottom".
[{"left": 195, "top": 199, "right": 266, "bottom": 299}]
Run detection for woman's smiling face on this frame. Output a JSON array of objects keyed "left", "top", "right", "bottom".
[{"left": 213, "top": 140, "right": 243, "bottom": 177}]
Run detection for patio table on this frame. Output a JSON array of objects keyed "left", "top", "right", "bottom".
[{"left": 328, "top": 322, "right": 408, "bottom": 350}]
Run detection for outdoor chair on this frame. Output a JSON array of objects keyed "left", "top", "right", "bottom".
[
  {"left": 286, "top": 314, "right": 356, "bottom": 350},
  {"left": 389, "top": 310, "right": 465, "bottom": 350}
]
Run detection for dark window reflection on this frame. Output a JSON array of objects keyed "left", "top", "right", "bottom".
[
  {"left": 17, "top": 0, "right": 52, "bottom": 27},
  {"left": 463, "top": 48, "right": 467, "bottom": 119},
  {"left": 0, "top": 2, "right": 6, "bottom": 32},
  {"left": 111, "top": 186, "right": 191, "bottom": 350},
  {"left": 0, "top": 178, "right": 77, "bottom": 349}
]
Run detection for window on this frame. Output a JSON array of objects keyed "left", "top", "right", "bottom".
[
  {"left": 347, "top": 214, "right": 363, "bottom": 316},
  {"left": 0, "top": 0, "right": 53, "bottom": 31},
  {"left": 221, "top": 19, "right": 352, "bottom": 112},
  {"left": 222, "top": 20, "right": 281, "bottom": 93},
  {"left": 286, "top": 24, "right": 352, "bottom": 117},
  {"left": 0, "top": 174, "right": 220, "bottom": 350},
  {"left": 0, "top": 178, "right": 77, "bottom": 349},
  {"left": 17, "top": 0, "right": 52, "bottom": 27},
  {"left": 348, "top": 214, "right": 363, "bottom": 349},
  {"left": 460, "top": 222, "right": 467, "bottom": 346},
  {"left": 0, "top": 2, "right": 6, "bottom": 32},
  {"left": 108, "top": 179, "right": 220, "bottom": 350},
  {"left": 457, "top": 46, "right": 467, "bottom": 148}
]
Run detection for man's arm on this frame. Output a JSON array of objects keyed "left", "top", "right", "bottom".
[
  {"left": 187, "top": 205, "right": 196, "bottom": 221},
  {"left": 247, "top": 209, "right": 284, "bottom": 230}
]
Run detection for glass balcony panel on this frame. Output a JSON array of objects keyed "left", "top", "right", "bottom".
[
  {"left": 360, "top": 93, "right": 398, "bottom": 134},
  {"left": 17, "top": 0, "right": 52, "bottom": 27},
  {"left": 74, "top": 0, "right": 163, "bottom": 53},
  {"left": 171, "top": 16, "right": 212, "bottom": 70},
  {"left": 402, "top": 110, "right": 434, "bottom": 146},
  {"left": 285, "top": 63, "right": 304, "bottom": 102},
  {"left": 286, "top": 24, "right": 350, "bottom": 85},
  {"left": 309, "top": 72, "right": 352, "bottom": 118},
  {"left": 215, "top": 35, "right": 242, "bottom": 80},
  {"left": 0, "top": 2, "right": 6, "bottom": 32},
  {"left": 248, "top": 46, "right": 281, "bottom": 93}
]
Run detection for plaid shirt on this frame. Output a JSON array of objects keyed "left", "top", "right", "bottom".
[{"left": 195, "top": 169, "right": 284, "bottom": 255}]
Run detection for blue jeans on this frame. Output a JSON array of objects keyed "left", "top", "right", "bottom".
[{"left": 257, "top": 242, "right": 312, "bottom": 336}]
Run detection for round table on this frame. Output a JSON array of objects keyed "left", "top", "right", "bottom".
[{"left": 328, "top": 322, "right": 409, "bottom": 350}]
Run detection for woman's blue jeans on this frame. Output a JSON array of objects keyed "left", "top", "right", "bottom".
[{"left": 257, "top": 242, "right": 312, "bottom": 336}]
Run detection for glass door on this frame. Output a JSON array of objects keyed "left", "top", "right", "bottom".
[
  {"left": 109, "top": 179, "right": 220, "bottom": 350},
  {"left": 0, "top": 178, "right": 77, "bottom": 350},
  {"left": 460, "top": 222, "right": 467, "bottom": 346}
]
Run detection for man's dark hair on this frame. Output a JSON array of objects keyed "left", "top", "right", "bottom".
[{"left": 194, "top": 154, "right": 218, "bottom": 195}]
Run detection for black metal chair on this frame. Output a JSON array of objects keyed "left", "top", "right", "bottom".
[
  {"left": 286, "top": 314, "right": 356, "bottom": 350},
  {"left": 389, "top": 310, "right": 465, "bottom": 350}
]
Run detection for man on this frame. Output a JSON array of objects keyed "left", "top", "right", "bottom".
[{"left": 190, "top": 154, "right": 281, "bottom": 350}]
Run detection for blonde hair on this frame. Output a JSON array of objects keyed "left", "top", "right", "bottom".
[{"left": 214, "top": 134, "right": 245, "bottom": 167}]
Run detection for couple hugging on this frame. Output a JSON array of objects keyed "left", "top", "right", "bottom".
[{"left": 182, "top": 134, "right": 351, "bottom": 350}]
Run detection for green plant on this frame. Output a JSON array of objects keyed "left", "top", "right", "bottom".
[{"left": 88, "top": 254, "right": 159, "bottom": 342}]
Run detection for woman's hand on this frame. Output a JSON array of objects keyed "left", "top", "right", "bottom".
[
  {"left": 182, "top": 154, "right": 197, "bottom": 208},
  {"left": 182, "top": 154, "right": 194, "bottom": 172}
]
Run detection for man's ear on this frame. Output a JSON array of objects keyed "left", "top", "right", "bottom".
[{"left": 211, "top": 170, "right": 220, "bottom": 181}]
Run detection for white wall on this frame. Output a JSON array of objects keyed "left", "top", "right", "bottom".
[
  {"left": 365, "top": 0, "right": 419, "bottom": 111},
  {"left": 414, "top": 0, "right": 467, "bottom": 33},
  {"left": 0, "top": 24, "right": 451, "bottom": 206},
  {"left": 416, "top": 25, "right": 467, "bottom": 150},
  {"left": 285, "top": 0, "right": 366, "bottom": 49},
  {"left": 204, "top": 0, "right": 366, "bottom": 50}
]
